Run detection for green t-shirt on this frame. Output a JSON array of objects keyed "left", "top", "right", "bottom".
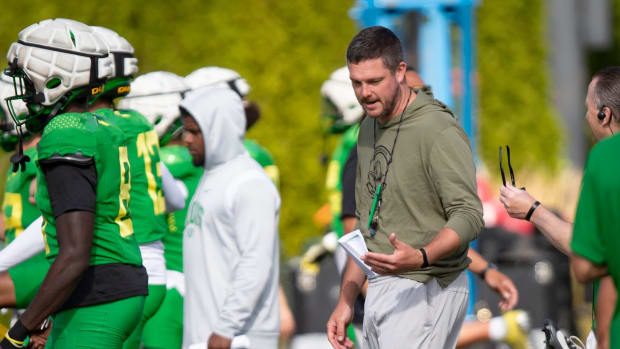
[
  {"left": 571, "top": 134, "right": 620, "bottom": 345},
  {"left": 356, "top": 91, "right": 483, "bottom": 288},
  {"left": 244, "top": 139, "right": 279, "bottom": 187},
  {"left": 326, "top": 124, "right": 359, "bottom": 237},
  {"left": 160, "top": 145, "right": 203, "bottom": 272},
  {"left": 3, "top": 147, "right": 40, "bottom": 244},
  {"left": 35, "top": 112, "right": 142, "bottom": 267},
  {"left": 93, "top": 108, "right": 167, "bottom": 244}
]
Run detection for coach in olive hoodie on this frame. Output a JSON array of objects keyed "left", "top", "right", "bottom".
[{"left": 327, "top": 26, "right": 483, "bottom": 349}]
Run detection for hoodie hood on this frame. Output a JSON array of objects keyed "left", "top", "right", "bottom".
[{"left": 180, "top": 86, "right": 247, "bottom": 170}]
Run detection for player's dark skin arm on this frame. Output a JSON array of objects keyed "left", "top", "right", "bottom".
[{"left": 20, "top": 210, "right": 93, "bottom": 331}]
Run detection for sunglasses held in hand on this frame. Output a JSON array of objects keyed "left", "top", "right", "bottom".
[{"left": 499, "top": 145, "right": 525, "bottom": 190}]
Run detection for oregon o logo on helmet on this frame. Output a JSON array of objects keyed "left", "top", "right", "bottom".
[
  {"left": 117, "top": 86, "right": 131, "bottom": 94},
  {"left": 91, "top": 85, "right": 104, "bottom": 95}
]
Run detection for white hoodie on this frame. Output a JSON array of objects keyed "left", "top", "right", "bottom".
[{"left": 181, "top": 87, "right": 280, "bottom": 349}]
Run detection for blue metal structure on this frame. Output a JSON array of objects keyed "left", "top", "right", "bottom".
[{"left": 350, "top": 0, "right": 480, "bottom": 317}]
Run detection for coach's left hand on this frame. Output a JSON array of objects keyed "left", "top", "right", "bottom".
[
  {"left": 362, "top": 233, "right": 423, "bottom": 274},
  {"left": 208, "top": 333, "right": 232, "bottom": 349}
]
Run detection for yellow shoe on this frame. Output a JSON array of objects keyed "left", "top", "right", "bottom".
[{"left": 503, "top": 310, "right": 531, "bottom": 349}]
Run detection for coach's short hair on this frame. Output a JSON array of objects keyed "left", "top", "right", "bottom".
[
  {"left": 592, "top": 66, "right": 620, "bottom": 121},
  {"left": 346, "top": 26, "right": 404, "bottom": 72}
]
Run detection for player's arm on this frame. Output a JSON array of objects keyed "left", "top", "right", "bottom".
[
  {"left": 161, "top": 162, "right": 187, "bottom": 213},
  {"left": 467, "top": 249, "right": 518, "bottom": 310},
  {"left": 571, "top": 254, "right": 607, "bottom": 283},
  {"left": 1, "top": 158, "right": 96, "bottom": 347},
  {"left": 0, "top": 216, "right": 45, "bottom": 272},
  {"left": 499, "top": 185, "right": 573, "bottom": 255}
]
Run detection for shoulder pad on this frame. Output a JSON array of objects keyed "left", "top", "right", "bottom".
[{"left": 39, "top": 152, "right": 94, "bottom": 167}]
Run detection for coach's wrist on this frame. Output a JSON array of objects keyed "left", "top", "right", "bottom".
[{"left": 419, "top": 248, "right": 429, "bottom": 268}]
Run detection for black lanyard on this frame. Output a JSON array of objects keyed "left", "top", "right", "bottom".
[{"left": 368, "top": 88, "right": 412, "bottom": 237}]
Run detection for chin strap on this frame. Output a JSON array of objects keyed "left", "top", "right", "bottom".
[
  {"left": 9, "top": 125, "right": 30, "bottom": 173},
  {"left": 9, "top": 94, "right": 71, "bottom": 173}
]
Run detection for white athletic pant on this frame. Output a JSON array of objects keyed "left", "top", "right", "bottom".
[{"left": 363, "top": 272, "right": 469, "bottom": 349}]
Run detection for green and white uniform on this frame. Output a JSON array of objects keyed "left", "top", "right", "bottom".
[
  {"left": 92, "top": 108, "right": 168, "bottom": 349},
  {"left": 36, "top": 113, "right": 144, "bottom": 265},
  {"left": 3, "top": 147, "right": 40, "bottom": 244},
  {"left": 3, "top": 146, "right": 49, "bottom": 308},
  {"left": 93, "top": 108, "right": 168, "bottom": 245},
  {"left": 35, "top": 112, "right": 146, "bottom": 347},
  {"left": 325, "top": 124, "right": 359, "bottom": 237},
  {"left": 142, "top": 145, "right": 202, "bottom": 349},
  {"left": 244, "top": 139, "right": 279, "bottom": 188}
]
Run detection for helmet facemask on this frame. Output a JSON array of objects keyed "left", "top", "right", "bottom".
[{"left": 321, "top": 95, "right": 350, "bottom": 134}]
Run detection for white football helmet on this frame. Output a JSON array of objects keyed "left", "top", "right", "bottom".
[
  {"left": 117, "top": 71, "right": 189, "bottom": 141},
  {"left": 0, "top": 73, "right": 29, "bottom": 151},
  {"left": 0, "top": 73, "right": 27, "bottom": 131},
  {"left": 5, "top": 18, "right": 112, "bottom": 109},
  {"left": 185, "top": 66, "right": 250, "bottom": 97},
  {"left": 90, "top": 26, "right": 137, "bottom": 79},
  {"left": 320, "top": 66, "right": 364, "bottom": 133}
]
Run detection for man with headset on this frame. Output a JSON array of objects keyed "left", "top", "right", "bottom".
[{"left": 500, "top": 66, "right": 620, "bottom": 349}]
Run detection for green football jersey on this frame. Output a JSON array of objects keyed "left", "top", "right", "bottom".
[
  {"left": 160, "top": 145, "right": 202, "bottom": 272},
  {"left": 2, "top": 146, "right": 40, "bottom": 244},
  {"left": 244, "top": 139, "right": 279, "bottom": 187},
  {"left": 325, "top": 124, "right": 359, "bottom": 237},
  {"left": 93, "top": 108, "right": 167, "bottom": 244},
  {"left": 35, "top": 112, "right": 142, "bottom": 266}
]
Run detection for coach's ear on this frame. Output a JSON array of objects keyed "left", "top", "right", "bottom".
[{"left": 395, "top": 61, "right": 407, "bottom": 84}]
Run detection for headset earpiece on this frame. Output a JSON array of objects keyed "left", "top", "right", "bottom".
[{"left": 598, "top": 109, "right": 606, "bottom": 121}]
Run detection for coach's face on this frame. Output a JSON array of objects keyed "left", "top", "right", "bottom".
[{"left": 348, "top": 58, "right": 405, "bottom": 121}]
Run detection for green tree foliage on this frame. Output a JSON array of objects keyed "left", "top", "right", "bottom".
[
  {"left": 0, "top": 1, "right": 356, "bottom": 257},
  {"left": 477, "top": 0, "right": 562, "bottom": 174},
  {"left": 0, "top": 1, "right": 563, "bottom": 256}
]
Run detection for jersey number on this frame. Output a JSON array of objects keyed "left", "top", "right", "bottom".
[
  {"left": 115, "top": 146, "right": 134, "bottom": 238},
  {"left": 136, "top": 130, "right": 165, "bottom": 215},
  {"left": 2, "top": 193, "right": 23, "bottom": 237}
]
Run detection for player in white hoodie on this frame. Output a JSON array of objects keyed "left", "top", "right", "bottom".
[{"left": 180, "top": 86, "right": 281, "bottom": 349}]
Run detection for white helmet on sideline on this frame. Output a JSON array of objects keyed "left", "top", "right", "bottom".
[
  {"left": 117, "top": 71, "right": 189, "bottom": 143},
  {"left": 320, "top": 66, "right": 364, "bottom": 133},
  {"left": 185, "top": 66, "right": 250, "bottom": 98}
]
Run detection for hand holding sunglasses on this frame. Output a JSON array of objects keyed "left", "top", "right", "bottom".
[{"left": 499, "top": 145, "right": 525, "bottom": 191}]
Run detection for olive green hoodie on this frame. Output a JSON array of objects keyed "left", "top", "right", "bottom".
[{"left": 356, "top": 90, "right": 483, "bottom": 288}]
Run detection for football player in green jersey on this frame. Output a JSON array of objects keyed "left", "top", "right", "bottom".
[
  {"left": 0, "top": 74, "right": 48, "bottom": 313},
  {"left": 320, "top": 67, "right": 364, "bottom": 239},
  {"left": 117, "top": 71, "right": 193, "bottom": 349},
  {"left": 1, "top": 19, "right": 147, "bottom": 349},
  {"left": 86, "top": 27, "right": 182, "bottom": 349}
]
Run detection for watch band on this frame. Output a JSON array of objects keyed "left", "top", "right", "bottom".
[
  {"left": 479, "top": 263, "right": 498, "bottom": 280},
  {"left": 419, "top": 248, "right": 429, "bottom": 268},
  {"left": 525, "top": 201, "right": 541, "bottom": 221}
]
